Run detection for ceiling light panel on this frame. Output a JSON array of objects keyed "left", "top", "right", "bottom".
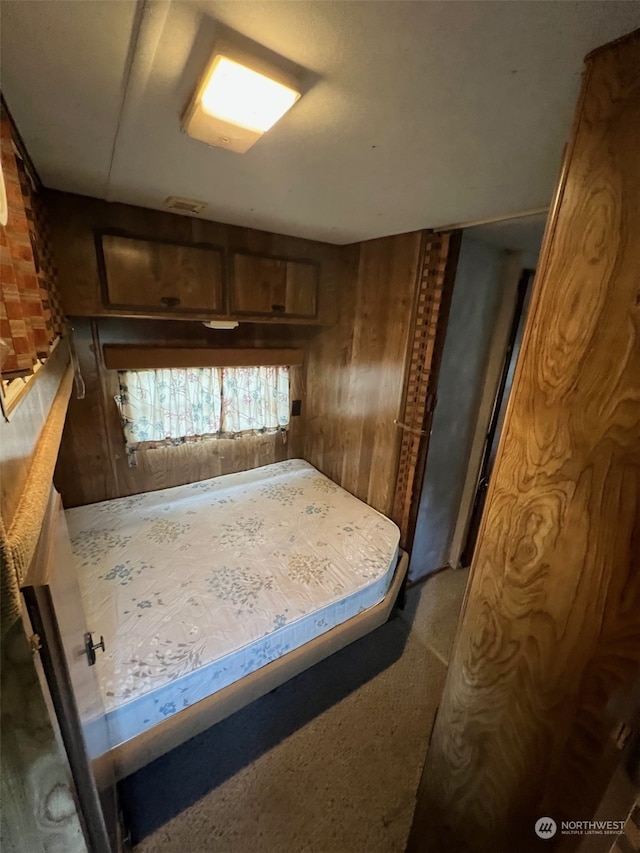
[{"left": 183, "top": 52, "right": 301, "bottom": 154}]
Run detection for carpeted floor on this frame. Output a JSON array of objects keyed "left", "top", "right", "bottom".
[{"left": 127, "top": 567, "right": 469, "bottom": 853}]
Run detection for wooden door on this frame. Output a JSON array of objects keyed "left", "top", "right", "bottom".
[
  {"left": 100, "top": 232, "right": 224, "bottom": 314},
  {"left": 22, "top": 488, "right": 120, "bottom": 853}
]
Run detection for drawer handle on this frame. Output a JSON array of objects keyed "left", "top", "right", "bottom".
[
  {"left": 271, "top": 304, "right": 285, "bottom": 312},
  {"left": 160, "top": 296, "right": 181, "bottom": 308}
]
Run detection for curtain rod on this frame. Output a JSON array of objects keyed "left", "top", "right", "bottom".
[{"left": 434, "top": 206, "right": 549, "bottom": 233}]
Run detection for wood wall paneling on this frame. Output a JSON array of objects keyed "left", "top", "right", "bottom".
[
  {"left": 304, "top": 231, "right": 424, "bottom": 517},
  {"left": 408, "top": 29, "right": 640, "bottom": 853},
  {"left": 50, "top": 192, "right": 428, "bottom": 517}
]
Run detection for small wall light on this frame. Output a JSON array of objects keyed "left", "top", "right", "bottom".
[
  {"left": 183, "top": 52, "right": 301, "bottom": 154},
  {"left": 202, "top": 320, "right": 239, "bottom": 330}
]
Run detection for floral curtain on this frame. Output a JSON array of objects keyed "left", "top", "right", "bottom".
[
  {"left": 221, "top": 366, "right": 290, "bottom": 434},
  {"left": 116, "top": 366, "right": 289, "bottom": 461}
]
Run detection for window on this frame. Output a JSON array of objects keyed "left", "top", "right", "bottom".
[{"left": 115, "top": 366, "right": 290, "bottom": 462}]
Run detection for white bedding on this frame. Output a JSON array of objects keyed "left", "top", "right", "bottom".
[{"left": 66, "top": 460, "right": 400, "bottom": 747}]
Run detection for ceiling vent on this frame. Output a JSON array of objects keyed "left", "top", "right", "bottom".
[{"left": 164, "top": 196, "right": 207, "bottom": 215}]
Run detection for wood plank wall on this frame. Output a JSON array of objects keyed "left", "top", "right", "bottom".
[
  {"left": 408, "top": 29, "right": 640, "bottom": 853},
  {"left": 49, "top": 192, "right": 425, "bottom": 512},
  {"left": 304, "top": 232, "right": 423, "bottom": 517}
]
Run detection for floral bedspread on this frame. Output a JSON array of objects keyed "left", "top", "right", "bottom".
[{"left": 65, "top": 460, "right": 400, "bottom": 736}]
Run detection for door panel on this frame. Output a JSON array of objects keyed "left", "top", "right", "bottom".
[
  {"left": 22, "top": 487, "right": 119, "bottom": 852},
  {"left": 232, "top": 252, "right": 287, "bottom": 314},
  {"left": 231, "top": 252, "right": 319, "bottom": 317},
  {"left": 285, "top": 261, "right": 318, "bottom": 316},
  {"left": 101, "top": 233, "right": 224, "bottom": 313}
]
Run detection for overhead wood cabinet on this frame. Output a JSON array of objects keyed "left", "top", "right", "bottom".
[
  {"left": 99, "top": 233, "right": 224, "bottom": 315},
  {"left": 45, "top": 192, "right": 335, "bottom": 325}
]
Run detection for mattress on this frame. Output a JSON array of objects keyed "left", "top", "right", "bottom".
[{"left": 66, "top": 460, "right": 400, "bottom": 748}]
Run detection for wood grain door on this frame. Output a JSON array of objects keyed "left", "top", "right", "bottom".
[
  {"left": 22, "top": 488, "right": 120, "bottom": 853},
  {"left": 231, "top": 252, "right": 318, "bottom": 317},
  {"left": 231, "top": 252, "right": 287, "bottom": 314},
  {"left": 100, "top": 233, "right": 224, "bottom": 314},
  {"left": 285, "top": 261, "right": 318, "bottom": 316}
]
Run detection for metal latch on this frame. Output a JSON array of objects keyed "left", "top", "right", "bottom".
[{"left": 84, "top": 632, "right": 106, "bottom": 667}]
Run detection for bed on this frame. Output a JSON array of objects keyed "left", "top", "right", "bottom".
[{"left": 65, "top": 459, "right": 406, "bottom": 778}]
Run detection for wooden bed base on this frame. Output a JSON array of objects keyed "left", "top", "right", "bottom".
[{"left": 107, "top": 550, "right": 409, "bottom": 781}]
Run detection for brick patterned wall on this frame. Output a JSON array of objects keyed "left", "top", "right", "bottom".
[{"left": 0, "top": 107, "right": 64, "bottom": 376}]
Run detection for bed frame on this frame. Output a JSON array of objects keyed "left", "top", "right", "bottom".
[{"left": 105, "top": 550, "right": 408, "bottom": 781}]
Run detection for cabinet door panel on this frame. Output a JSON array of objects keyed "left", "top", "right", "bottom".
[
  {"left": 232, "top": 252, "right": 318, "bottom": 317},
  {"left": 232, "top": 253, "right": 287, "bottom": 314},
  {"left": 101, "top": 234, "right": 223, "bottom": 313},
  {"left": 285, "top": 261, "right": 318, "bottom": 316}
]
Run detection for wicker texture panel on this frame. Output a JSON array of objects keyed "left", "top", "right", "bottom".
[
  {"left": 392, "top": 232, "right": 452, "bottom": 544},
  {"left": 0, "top": 108, "right": 64, "bottom": 376},
  {"left": 1, "top": 116, "right": 38, "bottom": 374}
]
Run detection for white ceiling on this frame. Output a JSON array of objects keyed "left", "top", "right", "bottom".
[
  {"left": 1, "top": 1, "right": 638, "bottom": 244},
  {"left": 470, "top": 213, "right": 548, "bottom": 256}
]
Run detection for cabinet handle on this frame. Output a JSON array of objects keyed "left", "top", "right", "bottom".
[
  {"left": 271, "top": 304, "right": 285, "bottom": 312},
  {"left": 160, "top": 296, "right": 181, "bottom": 308},
  {"left": 85, "top": 632, "right": 106, "bottom": 667}
]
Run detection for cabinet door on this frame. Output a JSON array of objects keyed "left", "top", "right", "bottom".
[
  {"left": 100, "top": 233, "right": 224, "bottom": 313},
  {"left": 231, "top": 252, "right": 318, "bottom": 317},
  {"left": 285, "top": 261, "right": 318, "bottom": 316},
  {"left": 231, "top": 253, "right": 287, "bottom": 314}
]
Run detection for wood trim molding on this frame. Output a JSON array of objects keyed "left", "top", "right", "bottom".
[
  {"left": 392, "top": 230, "right": 461, "bottom": 546},
  {"left": 102, "top": 345, "right": 304, "bottom": 371}
]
